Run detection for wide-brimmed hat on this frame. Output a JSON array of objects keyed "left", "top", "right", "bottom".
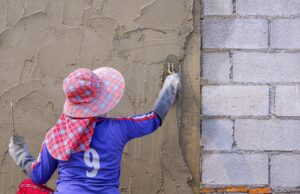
[{"left": 63, "top": 67, "right": 125, "bottom": 118}]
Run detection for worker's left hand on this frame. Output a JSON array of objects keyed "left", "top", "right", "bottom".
[
  {"left": 152, "top": 73, "right": 181, "bottom": 122},
  {"left": 163, "top": 73, "right": 181, "bottom": 91},
  {"left": 8, "top": 136, "right": 35, "bottom": 177}
]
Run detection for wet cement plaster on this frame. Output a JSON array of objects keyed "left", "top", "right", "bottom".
[{"left": 0, "top": 0, "right": 198, "bottom": 193}]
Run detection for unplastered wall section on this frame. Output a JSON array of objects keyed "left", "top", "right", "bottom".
[
  {"left": 0, "top": 0, "right": 200, "bottom": 193},
  {"left": 201, "top": 0, "right": 300, "bottom": 193}
]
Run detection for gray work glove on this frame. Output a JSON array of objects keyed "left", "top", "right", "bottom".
[
  {"left": 152, "top": 73, "right": 181, "bottom": 122},
  {"left": 8, "top": 136, "right": 35, "bottom": 178}
]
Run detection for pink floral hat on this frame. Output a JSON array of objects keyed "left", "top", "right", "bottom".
[{"left": 63, "top": 67, "right": 125, "bottom": 118}]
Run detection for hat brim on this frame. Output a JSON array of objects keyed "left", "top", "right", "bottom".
[{"left": 63, "top": 67, "right": 125, "bottom": 118}]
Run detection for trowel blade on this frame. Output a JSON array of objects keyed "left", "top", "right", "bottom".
[
  {"left": 161, "top": 55, "right": 181, "bottom": 87},
  {"left": 164, "top": 55, "right": 180, "bottom": 73}
]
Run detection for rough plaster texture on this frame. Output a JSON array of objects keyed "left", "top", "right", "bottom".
[
  {"left": 201, "top": 0, "right": 300, "bottom": 192},
  {"left": 0, "top": 0, "right": 201, "bottom": 193}
]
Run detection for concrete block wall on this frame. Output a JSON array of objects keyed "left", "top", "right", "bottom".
[{"left": 201, "top": 0, "right": 300, "bottom": 192}]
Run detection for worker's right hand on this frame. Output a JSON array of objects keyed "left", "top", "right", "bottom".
[
  {"left": 152, "top": 73, "right": 181, "bottom": 122},
  {"left": 8, "top": 136, "right": 35, "bottom": 177}
]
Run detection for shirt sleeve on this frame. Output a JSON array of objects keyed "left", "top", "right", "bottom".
[
  {"left": 115, "top": 111, "right": 162, "bottom": 141},
  {"left": 30, "top": 143, "right": 58, "bottom": 185}
]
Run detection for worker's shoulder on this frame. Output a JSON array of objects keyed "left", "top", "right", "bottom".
[
  {"left": 94, "top": 117, "right": 121, "bottom": 131},
  {"left": 111, "top": 112, "right": 157, "bottom": 122},
  {"left": 95, "top": 112, "right": 157, "bottom": 125}
]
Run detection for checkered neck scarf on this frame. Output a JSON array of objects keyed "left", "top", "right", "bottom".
[{"left": 45, "top": 114, "right": 97, "bottom": 161}]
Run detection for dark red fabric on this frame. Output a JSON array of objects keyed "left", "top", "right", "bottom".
[{"left": 16, "top": 179, "right": 54, "bottom": 194}]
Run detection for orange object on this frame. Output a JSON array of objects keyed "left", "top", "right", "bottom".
[
  {"left": 249, "top": 187, "right": 272, "bottom": 194},
  {"left": 200, "top": 186, "right": 271, "bottom": 193}
]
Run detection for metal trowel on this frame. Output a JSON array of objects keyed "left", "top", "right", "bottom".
[
  {"left": 8, "top": 101, "right": 22, "bottom": 194},
  {"left": 161, "top": 55, "right": 181, "bottom": 87},
  {"left": 10, "top": 101, "right": 25, "bottom": 145}
]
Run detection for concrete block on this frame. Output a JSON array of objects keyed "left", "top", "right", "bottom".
[
  {"left": 236, "top": 0, "right": 300, "bottom": 16},
  {"left": 202, "top": 52, "right": 231, "bottom": 83},
  {"left": 202, "top": 86, "right": 269, "bottom": 116},
  {"left": 203, "top": 18, "right": 268, "bottom": 49},
  {"left": 235, "top": 119, "right": 300, "bottom": 151},
  {"left": 271, "top": 154, "right": 300, "bottom": 187},
  {"left": 202, "top": 153, "right": 269, "bottom": 185},
  {"left": 202, "top": 119, "right": 233, "bottom": 151},
  {"left": 203, "top": 0, "right": 232, "bottom": 15},
  {"left": 271, "top": 19, "right": 300, "bottom": 49},
  {"left": 233, "top": 52, "right": 300, "bottom": 83},
  {"left": 275, "top": 85, "right": 300, "bottom": 116}
]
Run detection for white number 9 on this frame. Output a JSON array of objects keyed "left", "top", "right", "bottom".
[{"left": 84, "top": 148, "right": 100, "bottom": 177}]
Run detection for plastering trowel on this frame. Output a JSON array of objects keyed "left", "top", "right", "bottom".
[
  {"left": 161, "top": 55, "right": 181, "bottom": 87},
  {"left": 10, "top": 101, "right": 25, "bottom": 145},
  {"left": 8, "top": 101, "right": 24, "bottom": 194}
]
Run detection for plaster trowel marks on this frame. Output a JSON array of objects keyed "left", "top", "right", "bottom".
[{"left": 0, "top": 0, "right": 198, "bottom": 193}]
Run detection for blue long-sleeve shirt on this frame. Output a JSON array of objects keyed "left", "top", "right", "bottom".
[{"left": 30, "top": 112, "right": 161, "bottom": 194}]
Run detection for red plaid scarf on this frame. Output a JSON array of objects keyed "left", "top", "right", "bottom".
[{"left": 45, "top": 114, "right": 97, "bottom": 161}]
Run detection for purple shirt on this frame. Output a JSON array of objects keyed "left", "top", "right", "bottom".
[{"left": 30, "top": 112, "right": 161, "bottom": 194}]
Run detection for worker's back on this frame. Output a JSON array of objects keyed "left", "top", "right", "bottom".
[{"left": 31, "top": 112, "right": 161, "bottom": 194}]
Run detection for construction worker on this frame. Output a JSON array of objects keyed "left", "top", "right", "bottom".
[{"left": 8, "top": 66, "right": 181, "bottom": 194}]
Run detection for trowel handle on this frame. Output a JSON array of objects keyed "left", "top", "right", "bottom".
[
  {"left": 10, "top": 101, "right": 26, "bottom": 145},
  {"left": 10, "top": 101, "right": 15, "bottom": 136}
]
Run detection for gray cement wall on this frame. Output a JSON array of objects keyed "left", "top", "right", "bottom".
[
  {"left": 201, "top": 0, "right": 300, "bottom": 193},
  {"left": 0, "top": 0, "right": 201, "bottom": 193}
]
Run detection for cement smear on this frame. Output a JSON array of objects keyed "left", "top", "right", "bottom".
[{"left": 0, "top": 0, "right": 196, "bottom": 193}]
